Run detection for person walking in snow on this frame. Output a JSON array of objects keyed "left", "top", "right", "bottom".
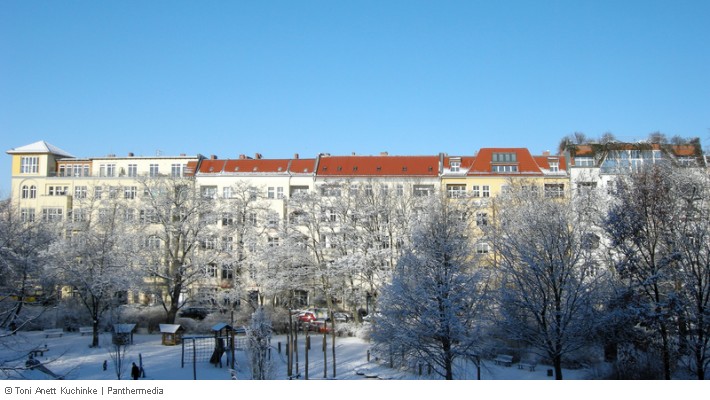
[{"left": 131, "top": 362, "right": 141, "bottom": 380}]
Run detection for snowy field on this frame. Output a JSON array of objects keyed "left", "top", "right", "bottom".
[
  {"left": 1, "top": 330, "right": 594, "bottom": 381},
  {"left": 0, "top": 330, "right": 696, "bottom": 400}
]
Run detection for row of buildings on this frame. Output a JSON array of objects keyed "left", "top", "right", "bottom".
[{"left": 6, "top": 139, "right": 707, "bottom": 309}]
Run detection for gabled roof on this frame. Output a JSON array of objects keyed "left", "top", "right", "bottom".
[
  {"left": 6, "top": 140, "right": 74, "bottom": 158},
  {"left": 533, "top": 155, "right": 568, "bottom": 172},
  {"left": 467, "top": 148, "right": 543, "bottom": 175},
  {"left": 316, "top": 155, "right": 440, "bottom": 177}
]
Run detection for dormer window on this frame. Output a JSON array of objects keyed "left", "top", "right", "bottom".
[
  {"left": 450, "top": 160, "right": 461, "bottom": 172},
  {"left": 492, "top": 153, "right": 516, "bottom": 163},
  {"left": 549, "top": 160, "right": 559, "bottom": 172}
]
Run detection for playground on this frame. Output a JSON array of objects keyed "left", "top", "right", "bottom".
[{"left": 1, "top": 328, "right": 593, "bottom": 381}]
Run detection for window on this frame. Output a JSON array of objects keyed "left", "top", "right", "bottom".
[
  {"left": 574, "top": 157, "right": 594, "bottom": 167},
  {"left": 124, "top": 186, "right": 137, "bottom": 199},
  {"left": 42, "top": 208, "right": 63, "bottom": 222},
  {"left": 222, "top": 213, "right": 234, "bottom": 226},
  {"left": 171, "top": 164, "right": 185, "bottom": 177},
  {"left": 48, "top": 186, "right": 68, "bottom": 196},
  {"left": 140, "top": 209, "right": 159, "bottom": 224},
  {"left": 201, "top": 186, "right": 217, "bottom": 199},
  {"left": 472, "top": 185, "right": 480, "bottom": 197},
  {"left": 221, "top": 264, "right": 234, "bottom": 280},
  {"left": 127, "top": 164, "right": 137, "bottom": 177},
  {"left": 323, "top": 208, "right": 337, "bottom": 222},
  {"left": 290, "top": 186, "right": 309, "bottom": 197},
  {"left": 492, "top": 165, "right": 518, "bottom": 173},
  {"left": 222, "top": 236, "right": 233, "bottom": 251},
  {"left": 94, "top": 186, "right": 103, "bottom": 199},
  {"left": 20, "top": 156, "right": 39, "bottom": 174},
  {"left": 21, "top": 185, "right": 37, "bottom": 199},
  {"left": 475, "top": 242, "right": 490, "bottom": 254},
  {"left": 267, "top": 237, "right": 280, "bottom": 247},
  {"left": 544, "top": 184, "right": 565, "bottom": 198},
  {"left": 450, "top": 160, "right": 461, "bottom": 172},
  {"left": 482, "top": 185, "right": 490, "bottom": 198},
  {"left": 223, "top": 187, "right": 233, "bottom": 199},
  {"left": 396, "top": 184, "right": 404, "bottom": 196},
  {"left": 245, "top": 212, "right": 257, "bottom": 226},
  {"left": 124, "top": 208, "right": 135, "bottom": 223},
  {"left": 98, "top": 208, "right": 111, "bottom": 224},
  {"left": 321, "top": 185, "right": 341, "bottom": 197},
  {"left": 522, "top": 185, "right": 539, "bottom": 196},
  {"left": 364, "top": 185, "right": 373, "bottom": 196},
  {"left": 413, "top": 184, "right": 435, "bottom": 197},
  {"left": 108, "top": 186, "right": 118, "bottom": 199},
  {"left": 99, "top": 164, "right": 116, "bottom": 177},
  {"left": 267, "top": 187, "right": 275, "bottom": 199},
  {"left": 380, "top": 185, "right": 389, "bottom": 197},
  {"left": 277, "top": 187, "right": 284, "bottom": 199},
  {"left": 58, "top": 165, "right": 66, "bottom": 177},
  {"left": 267, "top": 212, "right": 279, "bottom": 227},
  {"left": 206, "top": 263, "right": 218, "bottom": 278},
  {"left": 145, "top": 235, "right": 162, "bottom": 249},
  {"left": 476, "top": 212, "right": 488, "bottom": 226},
  {"left": 73, "top": 164, "right": 84, "bottom": 177},
  {"left": 74, "top": 186, "right": 87, "bottom": 199},
  {"left": 83, "top": 164, "right": 90, "bottom": 177},
  {"left": 492, "top": 153, "right": 517, "bottom": 163},
  {"left": 446, "top": 184, "right": 467, "bottom": 198},
  {"left": 578, "top": 182, "right": 597, "bottom": 193},
  {"left": 549, "top": 160, "right": 559, "bottom": 172},
  {"left": 21, "top": 208, "right": 35, "bottom": 223},
  {"left": 149, "top": 164, "right": 159, "bottom": 177}
]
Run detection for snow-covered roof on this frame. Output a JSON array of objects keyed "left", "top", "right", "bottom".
[
  {"left": 159, "top": 324, "right": 183, "bottom": 334},
  {"left": 113, "top": 323, "right": 136, "bottom": 333},
  {"left": 211, "top": 322, "right": 233, "bottom": 332},
  {"left": 6, "top": 140, "right": 75, "bottom": 158}
]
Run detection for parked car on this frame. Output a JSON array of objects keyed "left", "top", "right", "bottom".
[
  {"left": 308, "top": 318, "right": 331, "bottom": 333},
  {"left": 179, "top": 307, "right": 209, "bottom": 320},
  {"left": 333, "top": 312, "right": 352, "bottom": 322},
  {"left": 298, "top": 311, "right": 316, "bottom": 323}
]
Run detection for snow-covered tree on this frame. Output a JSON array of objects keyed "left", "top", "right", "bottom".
[
  {"left": 0, "top": 200, "right": 55, "bottom": 331},
  {"left": 246, "top": 307, "right": 273, "bottom": 380},
  {"left": 491, "top": 187, "right": 605, "bottom": 380},
  {"left": 372, "top": 197, "right": 490, "bottom": 380},
  {"left": 604, "top": 164, "right": 679, "bottom": 379},
  {"left": 665, "top": 169, "right": 710, "bottom": 379},
  {"left": 135, "top": 175, "right": 225, "bottom": 324},
  {"left": 49, "top": 188, "right": 139, "bottom": 347}
]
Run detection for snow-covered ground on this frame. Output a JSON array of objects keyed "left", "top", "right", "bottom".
[
  {"left": 2, "top": 329, "right": 593, "bottom": 381},
  {"left": 0, "top": 330, "right": 694, "bottom": 400}
]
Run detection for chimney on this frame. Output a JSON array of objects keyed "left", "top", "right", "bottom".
[
  {"left": 255, "top": 153, "right": 262, "bottom": 159},
  {"left": 380, "top": 151, "right": 389, "bottom": 156},
  {"left": 543, "top": 150, "right": 550, "bottom": 156},
  {"left": 128, "top": 152, "right": 134, "bottom": 157},
  {"left": 239, "top": 154, "right": 246, "bottom": 160},
  {"left": 210, "top": 155, "right": 218, "bottom": 160},
  {"left": 294, "top": 153, "right": 299, "bottom": 159}
]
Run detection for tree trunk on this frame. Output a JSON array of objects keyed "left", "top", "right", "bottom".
[{"left": 553, "top": 354, "right": 563, "bottom": 380}]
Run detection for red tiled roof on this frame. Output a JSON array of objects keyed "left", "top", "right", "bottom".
[
  {"left": 316, "top": 155, "right": 439, "bottom": 177},
  {"left": 196, "top": 158, "right": 316, "bottom": 175},
  {"left": 467, "top": 148, "right": 543, "bottom": 175},
  {"left": 443, "top": 156, "right": 476, "bottom": 171},
  {"left": 533, "top": 155, "right": 567, "bottom": 171}
]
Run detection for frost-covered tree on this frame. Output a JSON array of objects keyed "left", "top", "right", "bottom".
[
  {"left": 136, "top": 175, "right": 224, "bottom": 324},
  {"left": 0, "top": 200, "right": 55, "bottom": 331},
  {"left": 246, "top": 307, "right": 273, "bottom": 380},
  {"left": 666, "top": 170, "right": 710, "bottom": 379},
  {"left": 491, "top": 187, "right": 605, "bottom": 380},
  {"left": 372, "top": 197, "right": 489, "bottom": 380},
  {"left": 604, "top": 164, "right": 679, "bottom": 379},
  {"left": 49, "top": 189, "right": 139, "bottom": 347}
]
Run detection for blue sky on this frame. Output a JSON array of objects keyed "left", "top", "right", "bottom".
[{"left": 1, "top": 1, "right": 709, "bottom": 196}]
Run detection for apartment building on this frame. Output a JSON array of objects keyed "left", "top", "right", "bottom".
[{"left": 3, "top": 140, "right": 570, "bottom": 310}]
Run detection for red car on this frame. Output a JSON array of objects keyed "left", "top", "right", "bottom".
[{"left": 298, "top": 311, "right": 316, "bottom": 323}]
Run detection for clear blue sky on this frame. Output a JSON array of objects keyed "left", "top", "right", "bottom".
[{"left": 2, "top": 1, "right": 709, "bottom": 196}]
